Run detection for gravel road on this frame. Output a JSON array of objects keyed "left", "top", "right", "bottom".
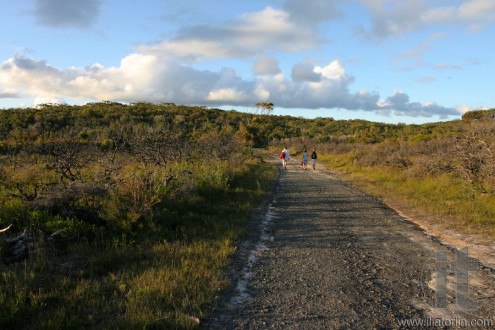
[{"left": 203, "top": 158, "right": 494, "bottom": 329}]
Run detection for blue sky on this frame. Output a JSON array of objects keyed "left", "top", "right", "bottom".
[{"left": 0, "top": 0, "right": 494, "bottom": 124}]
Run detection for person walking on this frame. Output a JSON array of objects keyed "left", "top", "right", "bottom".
[
  {"left": 280, "top": 146, "right": 290, "bottom": 170},
  {"left": 311, "top": 149, "right": 317, "bottom": 170},
  {"left": 302, "top": 149, "right": 309, "bottom": 170}
]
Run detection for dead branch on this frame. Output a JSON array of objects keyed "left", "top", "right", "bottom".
[{"left": 0, "top": 224, "right": 12, "bottom": 233}]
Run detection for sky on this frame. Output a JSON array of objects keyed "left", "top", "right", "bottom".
[{"left": 0, "top": 0, "right": 494, "bottom": 124}]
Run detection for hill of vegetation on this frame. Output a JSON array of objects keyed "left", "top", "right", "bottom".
[
  {"left": 0, "top": 101, "right": 470, "bottom": 149},
  {"left": 0, "top": 102, "right": 494, "bottom": 328}
]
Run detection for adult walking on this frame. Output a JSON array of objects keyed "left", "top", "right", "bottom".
[
  {"left": 280, "top": 147, "right": 290, "bottom": 170},
  {"left": 311, "top": 149, "right": 317, "bottom": 170}
]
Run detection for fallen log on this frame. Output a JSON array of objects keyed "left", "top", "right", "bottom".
[{"left": 5, "top": 229, "right": 29, "bottom": 244}]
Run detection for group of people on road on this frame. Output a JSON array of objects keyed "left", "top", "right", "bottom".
[{"left": 280, "top": 147, "right": 317, "bottom": 171}]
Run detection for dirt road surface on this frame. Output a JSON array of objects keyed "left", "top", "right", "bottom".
[{"left": 203, "top": 158, "right": 494, "bottom": 329}]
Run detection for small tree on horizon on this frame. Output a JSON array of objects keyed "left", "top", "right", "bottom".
[{"left": 255, "top": 102, "right": 274, "bottom": 115}]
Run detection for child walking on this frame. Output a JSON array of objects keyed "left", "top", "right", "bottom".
[{"left": 302, "top": 149, "right": 308, "bottom": 170}]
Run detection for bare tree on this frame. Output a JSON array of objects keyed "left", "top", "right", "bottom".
[
  {"left": 9, "top": 182, "right": 54, "bottom": 202},
  {"left": 454, "top": 122, "right": 495, "bottom": 193},
  {"left": 129, "top": 126, "right": 188, "bottom": 167},
  {"left": 93, "top": 128, "right": 131, "bottom": 186},
  {"left": 36, "top": 141, "right": 93, "bottom": 183}
]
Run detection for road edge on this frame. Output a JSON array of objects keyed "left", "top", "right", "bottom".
[{"left": 317, "top": 162, "right": 495, "bottom": 273}]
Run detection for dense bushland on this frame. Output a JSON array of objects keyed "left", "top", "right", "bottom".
[
  {"left": 0, "top": 101, "right": 467, "bottom": 150},
  {"left": 0, "top": 102, "right": 277, "bottom": 328}
]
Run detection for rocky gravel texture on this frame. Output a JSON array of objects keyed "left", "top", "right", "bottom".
[{"left": 203, "top": 159, "right": 494, "bottom": 329}]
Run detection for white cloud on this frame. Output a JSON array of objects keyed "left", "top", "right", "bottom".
[
  {"left": 207, "top": 88, "right": 247, "bottom": 103},
  {"left": 255, "top": 60, "right": 380, "bottom": 111},
  {"left": 254, "top": 86, "right": 270, "bottom": 101},
  {"left": 235, "top": 7, "right": 322, "bottom": 52},
  {"left": 457, "top": 105, "right": 474, "bottom": 114},
  {"left": 314, "top": 61, "right": 348, "bottom": 81},
  {"left": 33, "top": 97, "right": 66, "bottom": 107},
  {"left": 141, "top": 39, "right": 236, "bottom": 61},
  {"left": 457, "top": 104, "right": 489, "bottom": 114},
  {"left": 139, "top": 7, "right": 323, "bottom": 61},
  {"left": 0, "top": 55, "right": 69, "bottom": 97}
]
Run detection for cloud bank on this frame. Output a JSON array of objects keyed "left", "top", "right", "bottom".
[
  {"left": 139, "top": 7, "right": 324, "bottom": 61},
  {"left": 0, "top": 54, "right": 460, "bottom": 118},
  {"left": 359, "top": 0, "right": 495, "bottom": 38}
]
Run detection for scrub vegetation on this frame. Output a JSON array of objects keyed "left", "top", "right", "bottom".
[{"left": 0, "top": 102, "right": 494, "bottom": 328}]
